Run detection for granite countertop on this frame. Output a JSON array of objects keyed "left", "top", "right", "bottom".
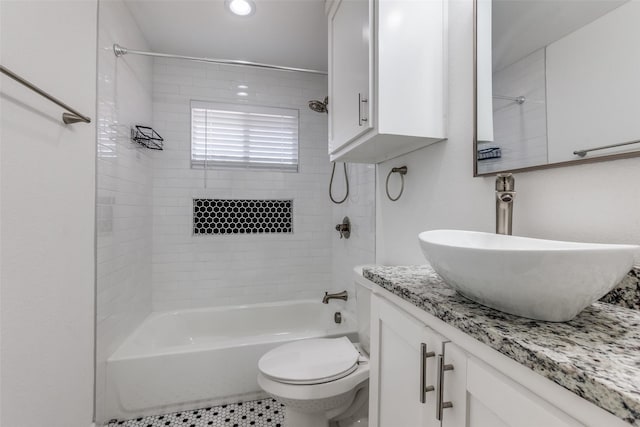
[{"left": 362, "top": 265, "right": 640, "bottom": 426}]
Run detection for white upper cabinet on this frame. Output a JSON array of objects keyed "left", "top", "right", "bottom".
[
  {"left": 327, "top": 0, "right": 448, "bottom": 163},
  {"left": 329, "top": 0, "right": 372, "bottom": 151}
]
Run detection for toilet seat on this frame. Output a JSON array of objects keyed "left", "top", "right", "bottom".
[
  {"left": 259, "top": 337, "right": 360, "bottom": 385},
  {"left": 257, "top": 354, "right": 369, "bottom": 402}
]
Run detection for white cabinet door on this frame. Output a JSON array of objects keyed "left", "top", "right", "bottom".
[
  {"left": 328, "top": 0, "right": 372, "bottom": 154},
  {"left": 466, "top": 358, "right": 583, "bottom": 427},
  {"left": 440, "top": 342, "right": 467, "bottom": 427},
  {"left": 370, "top": 296, "right": 444, "bottom": 427}
]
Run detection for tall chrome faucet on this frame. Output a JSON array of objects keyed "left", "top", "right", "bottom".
[
  {"left": 496, "top": 173, "right": 515, "bottom": 235},
  {"left": 322, "top": 290, "right": 348, "bottom": 304}
]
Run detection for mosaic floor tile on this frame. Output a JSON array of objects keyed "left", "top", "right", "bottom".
[{"left": 106, "top": 398, "right": 285, "bottom": 427}]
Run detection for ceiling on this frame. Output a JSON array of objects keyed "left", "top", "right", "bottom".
[
  {"left": 492, "top": 0, "right": 627, "bottom": 71},
  {"left": 124, "top": 0, "right": 328, "bottom": 72}
]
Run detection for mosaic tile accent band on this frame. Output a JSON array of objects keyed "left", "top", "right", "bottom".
[
  {"left": 193, "top": 199, "right": 293, "bottom": 235},
  {"left": 106, "top": 398, "right": 285, "bottom": 427}
]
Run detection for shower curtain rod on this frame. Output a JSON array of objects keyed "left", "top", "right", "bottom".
[
  {"left": 113, "top": 44, "right": 328, "bottom": 76},
  {"left": 493, "top": 94, "right": 526, "bottom": 104}
]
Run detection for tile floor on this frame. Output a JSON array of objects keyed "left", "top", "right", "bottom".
[{"left": 106, "top": 398, "right": 285, "bottom": 427}]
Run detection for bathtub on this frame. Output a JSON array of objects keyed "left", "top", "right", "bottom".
[{"left": 104, "top": 300, "right": 357, "bottom": 421}]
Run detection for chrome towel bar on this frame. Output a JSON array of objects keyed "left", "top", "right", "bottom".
[
  {"left": 573, "top": 139, "right": 640, "bottom": 157},
  {"left": 0, "top": 65, "right": 91, "bottom": 125}
]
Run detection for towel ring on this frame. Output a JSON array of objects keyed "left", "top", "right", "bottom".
[{"left": 385, "top": 166, "right": 407, "bottom": 201}]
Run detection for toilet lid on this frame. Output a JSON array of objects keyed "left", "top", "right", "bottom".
[{"left": 258, "top": 337, "right": 359, "bottom": 385}]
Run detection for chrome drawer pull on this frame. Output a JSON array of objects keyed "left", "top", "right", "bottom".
[
  {"left": 436, "top": 354, "right": 454, "bottom": 420},
  {"left": 358, "top": 93, "right": 368, "bottom": 126},
  {"left": 420, "top": 343, "right": 436, "bottom": 403}
]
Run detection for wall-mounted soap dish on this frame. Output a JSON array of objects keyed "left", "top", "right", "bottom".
[{"left": 131, "top": 125, "right": 164, "bottom": 150}]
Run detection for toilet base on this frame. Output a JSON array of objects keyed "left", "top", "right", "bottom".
[
  {"left": 285, "top": 408, "right": 332, "bottom": 427},
  {"left": 284, "top": 411, "right": 369, "bottom": 427},
  {"left": 333, "top": 384, "right": 369, "bottom": 427},
  {"left": 279, "top": 383, "right": 369, "bottom": 427},
  {"left": 256, "top": 344, "right": 370, "bottom": 427}
]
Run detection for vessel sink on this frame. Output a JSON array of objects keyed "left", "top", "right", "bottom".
[{"left": 418, "top": 230, "right": 640, "bottom": 322}]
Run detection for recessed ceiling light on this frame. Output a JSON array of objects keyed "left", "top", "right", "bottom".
[
  {"left": 237, "top": 91, "right": 249, "bottom": 97},
  {"left": 225, "top": 0, "right": 255, "bottom": 16},
  {"left": 237, "top": 84, "right": 249, "bottom": 89}
]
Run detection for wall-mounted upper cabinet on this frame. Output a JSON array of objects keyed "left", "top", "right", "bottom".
[{"left": 327, "top": 0, "right": 448, "bottom": 163}]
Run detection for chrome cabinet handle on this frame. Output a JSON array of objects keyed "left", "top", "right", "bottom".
[
  {"left": 436, "top": 354, "right": 454, "bottom": 421},
  {"left": 420, "top": 343, "right": 436, "bottom": 403},
  {"left": 358, "top": 93, "right": 368, "bottom": 126}
]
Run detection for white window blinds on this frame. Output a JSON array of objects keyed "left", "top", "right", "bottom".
[{"left": 191, "top": 101, "right": 299, "bottom": 171}]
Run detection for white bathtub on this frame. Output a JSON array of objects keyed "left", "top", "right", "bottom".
[{"left": 104, "top": 300, "right": 356, "bottom": 421}]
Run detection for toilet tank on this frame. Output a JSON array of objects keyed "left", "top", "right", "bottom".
[{"left": 354, "top": 267, "right": 373, "bottom": 355}]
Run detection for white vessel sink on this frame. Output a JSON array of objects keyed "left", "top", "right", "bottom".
[{"left": 418, "top": 230, "right": 640, "bottom": 322}]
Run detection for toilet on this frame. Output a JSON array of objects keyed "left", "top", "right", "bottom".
[{"left": 257, "top": 277, "right": 372, "bottom": 427}]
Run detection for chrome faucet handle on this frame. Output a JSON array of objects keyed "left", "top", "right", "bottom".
[
  {"left": 335, "top": 217, "right": 351, "bottom": 239},
  {"left": 495, "top": 173, "right": 515, "bottom": 192}
]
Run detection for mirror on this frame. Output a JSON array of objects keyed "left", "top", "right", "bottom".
[{"left": 474, "top": 0, "right": 640, "bottom": 176}]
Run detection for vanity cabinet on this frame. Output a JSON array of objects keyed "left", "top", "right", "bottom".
[
  {"left": 370, "top": 296, "right": 466, "bottom": 427},
  {"left": 369, "top": 294, "right": 444, "bottom": 426},
  {"left": 465, "top": 358, "right": 582, "bottom": 427},
  {"left": 327, "top": 0, "right": 448, "bottom": 163},
  {"left": 369, "top": 295, "right": 598, "bottom": 427}
]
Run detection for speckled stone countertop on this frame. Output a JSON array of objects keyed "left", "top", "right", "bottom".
[{"left": 362, "top": 265, "right": 640, "bottom": 426}]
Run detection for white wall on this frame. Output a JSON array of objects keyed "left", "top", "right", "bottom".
[
  {"left": 546, "top": 0, "right": 640, "bottom": 163},
  {"left": 377, "top": 0, "right": 640, "bottom": 266},
  {"left": 95, "top": 0, "right": 153, "bottom": 422},
  {"left": 151, "top": 59, "right": 335, "bottom": 310},
  {"left": 0, "top": 1, "right": 97, "bottom": 426}
]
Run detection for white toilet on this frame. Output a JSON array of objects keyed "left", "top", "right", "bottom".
[{"left": 257, "top": 278, "right": 371, "bottom": 427}]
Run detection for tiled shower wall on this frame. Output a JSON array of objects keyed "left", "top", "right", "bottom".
[
  {"left": 95, "top": 0, "right": 154, "bottom": 420},
  {"left": 151, "top": 59, "right": 340, "bottom": 310},
  {"left": 331, "top": 163, "right": 376, "bottom": 307}
]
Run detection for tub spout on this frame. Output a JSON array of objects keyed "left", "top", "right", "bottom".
[{"left": 323, "top": 290, "right": 348, "bottom": 304}]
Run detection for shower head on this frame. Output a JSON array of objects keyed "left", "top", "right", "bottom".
[{"left": 308, "top": 96, "right": 328, "bottom": 114}]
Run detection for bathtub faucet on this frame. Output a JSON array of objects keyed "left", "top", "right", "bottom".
[{"left": 322, "top": 290, "right": 348, "bottom": 304}]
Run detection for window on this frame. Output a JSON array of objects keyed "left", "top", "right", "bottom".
[{"left": 191, "top": 101, "right": 299, "bottom": 171}]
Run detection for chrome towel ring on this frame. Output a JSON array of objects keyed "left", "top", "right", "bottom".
[{"left": 385, "top": 166, "right": 407, "bottom": 201}]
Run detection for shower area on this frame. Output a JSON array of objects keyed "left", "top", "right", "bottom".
[{"left": 95, "top": 0, "right": 375, "bottom": 424}]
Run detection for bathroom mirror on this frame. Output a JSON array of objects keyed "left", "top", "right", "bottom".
[{"left": 474, "top": 0, "right": 640, "bottom": 176}]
